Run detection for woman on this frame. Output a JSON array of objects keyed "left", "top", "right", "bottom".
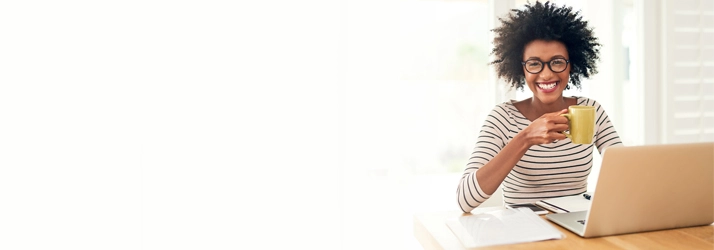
[{"left": 457, "top": 1, "right": 623, "bottom": 213}]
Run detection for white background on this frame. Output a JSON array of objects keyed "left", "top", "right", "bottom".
[{"left": 1, "top": 1, "right": 344, "bottom": 249}]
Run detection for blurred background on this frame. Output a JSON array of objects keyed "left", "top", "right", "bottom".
[
  {"left": 0, "top": 0, "right": 711, "bottom": 249},
  {"left": 344, "top": 0, "right": 712, "bottom": 248}
]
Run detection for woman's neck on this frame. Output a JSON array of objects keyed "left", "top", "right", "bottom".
[{"left": 529, "top": 97, "right": 569, "bottom": 116}]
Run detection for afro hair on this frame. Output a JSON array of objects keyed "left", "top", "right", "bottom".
[{"left": 490, "top": 1, "right": 601, "bottom": 90}]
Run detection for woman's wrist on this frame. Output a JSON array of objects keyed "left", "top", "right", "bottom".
[{"left": 512, "top": 132, "right": 533, "bottom": 151}]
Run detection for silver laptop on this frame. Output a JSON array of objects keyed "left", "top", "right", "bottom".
[{"left": 546, "top": 142, "right": 714, "bottom": 238}]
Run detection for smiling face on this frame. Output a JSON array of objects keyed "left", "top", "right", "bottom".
[{"left": 522, "top": 40, "right": 570, "bottom": 105}]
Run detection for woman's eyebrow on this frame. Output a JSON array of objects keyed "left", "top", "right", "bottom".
[{"left": 524, "top": 55, "right": 567, "bottom": 60}]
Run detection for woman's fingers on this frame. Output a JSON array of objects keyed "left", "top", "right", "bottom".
[
  {"left": 554, "top": 115, "right": 569, "bottom": 124},
  {"left": 542, "top": 110, "right": 569, "bottom": 124},
  {"left": 548, "top": 131, "right": 567, "bottom": 141},
  {"left": 527, "top": 109, "right": 572, "bottom": 145},
  {"left": 556, "top": 108, "right": 568, "bottom": 115},
  {"left": 550, "top": 123, "right": 569, "bottom": 132},
  {"left": 546, "top": 109, "right": 569, "bottom": 118}
]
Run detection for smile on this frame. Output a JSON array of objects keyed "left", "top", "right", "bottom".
[{"left": 537, "top": 81, "right": 558, "bottom": 93}]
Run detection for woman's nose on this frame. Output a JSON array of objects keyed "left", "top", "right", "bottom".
[{"left": 538, "top": 66, "right": 554, "bottom": 79}]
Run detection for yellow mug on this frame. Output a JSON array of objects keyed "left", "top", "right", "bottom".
[{"left": 560, "top": 106, "right": 596, "bottom": 144}]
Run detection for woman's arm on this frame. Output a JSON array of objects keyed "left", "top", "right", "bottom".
[
  {"left": 589, "top": 99, "right": 623, "bottom": 152},
  {"left": 457, "top": 109, "right": 569, "bottom": 213},
  {"left": 473, "top": 133, "right": 531, "bottom": 195}
]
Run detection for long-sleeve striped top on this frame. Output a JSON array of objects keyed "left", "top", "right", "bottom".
[{"left": 457, "top": 97, "right": 623, "bottom": 213}]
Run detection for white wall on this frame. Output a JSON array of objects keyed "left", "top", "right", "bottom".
[{"left": 0, "top": 1, "right": 345, "bottom": 249}]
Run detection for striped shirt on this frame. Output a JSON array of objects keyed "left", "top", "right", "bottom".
[{"left": 457, "top": 97, "right": 623, "bottom": 213}]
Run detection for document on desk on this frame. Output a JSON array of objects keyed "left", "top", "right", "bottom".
[
  {"left": 535, "top": 193, "right": 592, "bottom": 213},
  {"left": 446, "top": 208, "right": 564, "bottom": 248}
]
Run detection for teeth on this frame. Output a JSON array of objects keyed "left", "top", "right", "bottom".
[{"left": 538, "top": 82, "right": 557, "bottom": 90}]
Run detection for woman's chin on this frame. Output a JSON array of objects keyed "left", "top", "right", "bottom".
[{"left": 533, "top": 92, "right": 563, "bottom": 104}]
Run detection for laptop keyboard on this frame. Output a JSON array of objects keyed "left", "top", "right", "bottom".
[{"left": 577, "top": 220, "right": 586, "bottom": 225}]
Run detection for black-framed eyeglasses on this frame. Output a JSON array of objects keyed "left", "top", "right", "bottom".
[{"left": 521, "top": 58, "right": 570, "bottom": 74}]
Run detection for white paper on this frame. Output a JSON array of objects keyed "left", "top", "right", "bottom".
[
  {"left": 536, "top": 193, "right": 592, "bottom": 213},
  {"left": 446, "top": 208, "right": 564, "bottom": 248}
]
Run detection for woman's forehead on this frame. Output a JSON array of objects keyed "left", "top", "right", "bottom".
[{"left": 523, "top": 40, "right": 569, "bottom": 59}]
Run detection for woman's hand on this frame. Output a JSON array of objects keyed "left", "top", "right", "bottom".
[{"left": 521, "top": 109, "right": 570, "bottom": 146}]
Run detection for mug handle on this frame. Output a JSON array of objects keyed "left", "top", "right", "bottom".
[{"left": 560, "top": 114, "right": 572, "bottom": 140}]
